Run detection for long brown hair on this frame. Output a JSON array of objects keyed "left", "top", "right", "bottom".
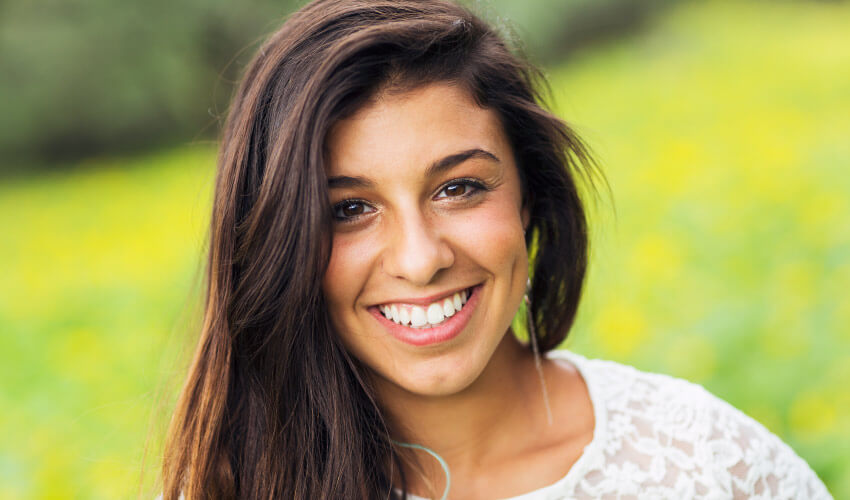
[{"left": 161, "top": 0, "right": 601, "bottom": 497}]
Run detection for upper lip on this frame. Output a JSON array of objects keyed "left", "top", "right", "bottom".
[{"left": 372, "top": 284, "right": 475, "bottom": 307}]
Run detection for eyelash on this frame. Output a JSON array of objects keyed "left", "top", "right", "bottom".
[{"left": 331, "top": 178, "right": 488, "bottom": 223}]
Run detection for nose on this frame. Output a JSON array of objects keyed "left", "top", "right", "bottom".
[{"left": 382, "top": 210, "right": 454, "bottom": 286}]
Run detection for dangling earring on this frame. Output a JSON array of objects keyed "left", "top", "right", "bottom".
[{"left": 525, "top": 278, "right": 553, "bottom": 425}]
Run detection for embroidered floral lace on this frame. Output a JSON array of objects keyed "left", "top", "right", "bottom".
[{"left": 407, "top": 350, "right": 832, "bottom": 500}]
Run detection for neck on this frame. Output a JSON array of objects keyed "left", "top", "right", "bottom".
[{"left": 375, "top": 333, "right": 547, "bottom": 490}]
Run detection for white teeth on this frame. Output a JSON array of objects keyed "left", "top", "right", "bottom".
[
  {"left": 442, "top": 298, "right": 455, "bottom": 317},
  {"left": 380, "top": 288, "right": 474, "bottom": 328},
  {"left": 410, "top": 306, "right": 427, "bottom": 327},
  {"left": 426, "top": 303, "right": 444, "bottom": 324}
]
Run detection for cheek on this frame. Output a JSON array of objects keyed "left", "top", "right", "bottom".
[
  {"left": 449, "top": 199, "right": 528, "bottom": 271},
  {"left": 322, "top": 233, "right": 377, "bottom": 317}
]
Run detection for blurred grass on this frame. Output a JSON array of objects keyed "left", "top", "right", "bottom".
[
  {"left": 1, "top": 0, "right": 848, "bottom": 497},
  {"left": 0, "top": 147, "right": 214, "bottom": 498},
  {"left": 560, "top": 1, "right": 850, "bottom": 495}
]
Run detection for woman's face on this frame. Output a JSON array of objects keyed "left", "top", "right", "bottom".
[{"left": 322, "top": 83, "right": 529, "bottom": 397}]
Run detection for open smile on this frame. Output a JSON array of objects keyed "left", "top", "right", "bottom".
[
  {"left": 369, "top": 284, "right": 483, "bottom": 346},
  {"left": 378, "top": 287, "right": 471, "bottom": 328}
]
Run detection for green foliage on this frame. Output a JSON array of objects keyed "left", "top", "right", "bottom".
[
  {"left": 0, "top": 0, "right": 665, "bottom": 170},
  {"left": 1, "top": 1, "right": 848, "bottom": 497},
  {"left": 0, "top": 146, "right": 215, "bottom": 497},
  {"left": 0, "top": 0, "right": 300, "bottom": 166},
  {"left": 467, "top": 0, "right": 670, "bottom": 63},
  {"left": 560, "top": 1, "right": 850, "bottom": 495}
]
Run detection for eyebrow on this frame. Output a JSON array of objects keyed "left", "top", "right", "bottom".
[{"left": 327, "top": 148, "right": 500, "bottom": 189}]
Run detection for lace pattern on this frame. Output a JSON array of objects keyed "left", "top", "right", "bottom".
[
  {"left": 511, "top": 351, "right": 832, "bottom": 500},
  {"left": 406, "top": 351, "right": 832, "bottom": 500}
]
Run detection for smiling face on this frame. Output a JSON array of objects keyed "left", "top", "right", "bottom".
[{"left": 322, "top": 83, "right": 529, "bottom": 398}]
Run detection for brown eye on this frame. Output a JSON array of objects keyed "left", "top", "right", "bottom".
[
  {"left": 342, "top": 202, "right": 364, "bottom": 216},
  {"left": 436, "top": 179, "right": 484, "bottom": 199},
  {"left": 443, "top": 183, "right": 467, "bottom": 197},
  {"left": 333, "top": 200, "right": 374, "bottom": 221}
]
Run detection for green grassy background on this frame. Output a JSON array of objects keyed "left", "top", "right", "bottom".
[{"left": 1, "top": 1, "right": 848, "bottom": 497}]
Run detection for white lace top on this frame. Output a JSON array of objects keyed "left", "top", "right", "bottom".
[{"left": 407, "top": 350, "right": 832, "bottom": 500}]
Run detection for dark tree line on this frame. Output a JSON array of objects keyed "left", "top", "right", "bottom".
[{"left": 0, "top": 0, "right": 669, "bottom": 172}]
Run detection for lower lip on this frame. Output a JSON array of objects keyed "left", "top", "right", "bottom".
[{"left": 369, "top": 285, "right": 483, "bottom": 347}]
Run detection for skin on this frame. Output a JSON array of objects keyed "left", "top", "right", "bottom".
[{"left": 322, "top": 83, "right": 594, "bottom": 499}]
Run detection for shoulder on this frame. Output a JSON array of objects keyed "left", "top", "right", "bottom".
[{"left": 549, "top": 350, "right": 832, "bottom": 499}]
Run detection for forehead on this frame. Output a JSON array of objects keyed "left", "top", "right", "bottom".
[{"left": 325, "top": 83, "right": 512, "bottom": 177}]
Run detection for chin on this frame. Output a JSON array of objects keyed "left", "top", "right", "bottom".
[
  {"left": 398, "top": 371, "right": 478, "bottom": 397},
  {"left": 377, "top": 342, "right": 498, "bottom": 398}
]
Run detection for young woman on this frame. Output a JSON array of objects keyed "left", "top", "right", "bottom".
[{"left": 161, "top": 0, "right": 831, "bottom": 498}]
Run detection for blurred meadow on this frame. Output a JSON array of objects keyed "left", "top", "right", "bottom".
[{"left": 1, "top": 0, "right": 848, "bottom": 498}]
